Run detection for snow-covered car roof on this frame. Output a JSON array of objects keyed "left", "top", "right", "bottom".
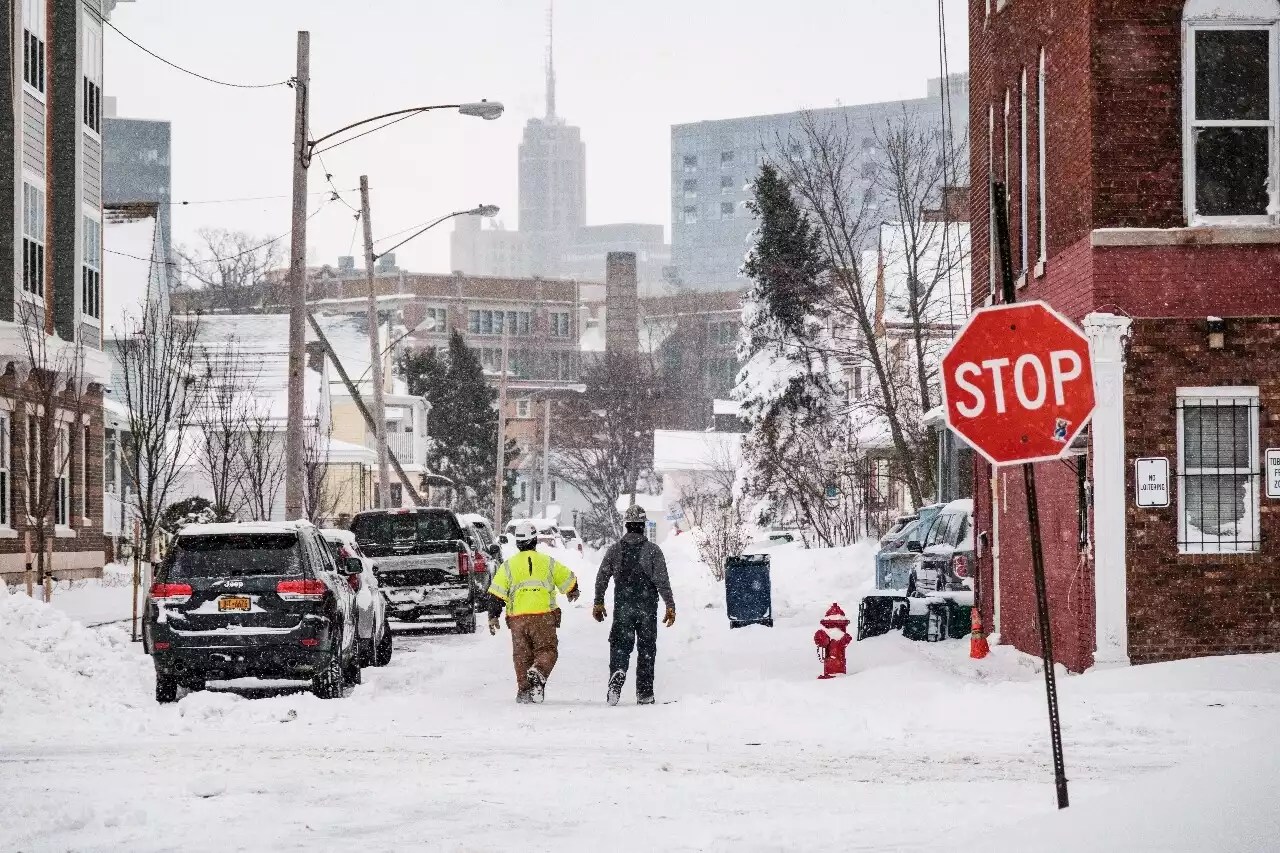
[
  {"left": 319, "top": 528, "right": 356, "bottom": 544},
  {"left": 940, "top": 498, "right": 974, "bottom": 515},
  {"left": 177, "top": 520, "right": 316, "bottom": 537},
  {"left": 458, "top": 513, "right": 494, "bottom": 528}
]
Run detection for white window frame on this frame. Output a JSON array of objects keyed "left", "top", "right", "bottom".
[
  {"left": 1038, "top": 48, "right": 1048, "bottom": 269},
  {"left": 1183, "top": 10, "right": 1280, "bottom": 225},
  {"left": 22, "top": 179, "right": 46, "bottom": 303},
  {"left": 1175, "top": 386, "right": 1260, "bottom": 554},
  {"left": 54, "top": 422, "right": 70, "bottom": 530},
  {"left": 549, "top": 311, "right": 570, "bottom": 338},
  {"left": 81, "top": 423, "right": 89, "bottom": 523},
  {"left": 683, "top": 205, "right": 698, "bottom": 225},
  {"left": 82, "top": 212, "right": 102, "bottom": 323},
  {"left": 1020, "top": 66, "right": 1029, "bottom": 275},
  {"left": 515, "top": 398, "right": 532, "bottom": 419},
  {"left": 988, "top": 103, "right": 996, "bottom": 300},
  {"left": 23, "top": 0, "right": 46, "bottom": 98},
  {"left": 82, "top": 17, "right": 103, "bottom": 137}
]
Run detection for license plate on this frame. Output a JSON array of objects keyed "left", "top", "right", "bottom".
[{"left": 218, "top": 596, "right": 251, "bottom": 612}]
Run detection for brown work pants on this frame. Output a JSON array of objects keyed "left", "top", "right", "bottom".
[{"left": 509, "top": 610, "right": 560, "bottom": 692}]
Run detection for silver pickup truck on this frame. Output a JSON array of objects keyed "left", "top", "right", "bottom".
[{"left": 348, "top": 508, "right": 479, "bottom": 634}]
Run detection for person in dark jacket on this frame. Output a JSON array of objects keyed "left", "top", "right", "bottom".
[{"left": 593, "top": 505, "right": 676, "bottom": 706}]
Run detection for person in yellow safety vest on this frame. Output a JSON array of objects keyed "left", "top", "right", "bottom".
[{"left": 486, "top": 520, "right": 580, "bottom": 704}]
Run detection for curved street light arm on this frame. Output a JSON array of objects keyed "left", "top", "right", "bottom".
[
  {"left": 374, "top": 209, "right": 481, "bottom": 260},
  {"left": 308, "top": 105, "right": 463, "bottom": 152}
]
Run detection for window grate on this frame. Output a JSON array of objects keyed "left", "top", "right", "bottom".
[{"left": 1176, "top": 396, "right": 1261, "bottom": 553}]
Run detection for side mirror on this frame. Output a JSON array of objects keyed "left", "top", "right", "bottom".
[
  {"left": 906, "top": 541, "right": 924, "bottom": 554},
  {"left": 340, "top": 556, "right": 363, "bottom": 576}
]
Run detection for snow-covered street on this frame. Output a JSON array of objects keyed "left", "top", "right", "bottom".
[{"left": 3, "top": 540, "right": 1279, "bottom": 852}]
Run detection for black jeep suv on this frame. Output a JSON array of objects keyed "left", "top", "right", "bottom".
[{"left": 143, "top": 521, "right": 361, "bottom": 703}]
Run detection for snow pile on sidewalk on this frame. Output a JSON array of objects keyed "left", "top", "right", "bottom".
[{"left": 0, "top": 579, "right": 154, "bottom": 737}]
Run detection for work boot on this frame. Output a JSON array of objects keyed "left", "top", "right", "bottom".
[
  {"left": 606, "top": 670, "right": 626, "bottom": 707},
  {"left": 637, "top": 694, "right": 655, "bottom": 706},
  {"left": 526, "top": 667, "right": 546, "bottom": 704},
  {"left": 516, "top": 689, "right": 533, "bottom": 704}
]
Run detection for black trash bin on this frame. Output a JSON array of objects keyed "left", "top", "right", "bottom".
[{"left": 724, "top": 554, "right": 772, "bottom": 628}]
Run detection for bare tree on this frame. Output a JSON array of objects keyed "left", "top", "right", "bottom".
[
  {"left": 194, "top": 340, "right": 253, "bottom": 521},
  {"left": 240, "top": 406, "right": 286, "bottom": 521},
  {"left": 15, "top": 303, "right": 89, "bottom": 598},
  {"left": 178, "top": 229, "right": 285, "bottom": 314},
  {"left": 773, "top": 109, "right": 968, "bottom": 511},
  {"left": 114, "top": 300, "right": 203, "bottom": 574}
]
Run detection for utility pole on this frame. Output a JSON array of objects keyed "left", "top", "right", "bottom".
[
  {"left": 541, "top": 398, "right": 552, "bottom": 517},
  {"left": 359, "top": 176, "right": 393, "bottom": 509},
  {"left": 493, "top": 331, "right": 509, "bottom": 525},
  {"left": 283, "top": 31, "right": 310, "bottom": 520}
]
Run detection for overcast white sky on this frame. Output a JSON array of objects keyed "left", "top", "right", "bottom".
[{"left": 104, "top": 1, "right": 967, "bottom": 274}]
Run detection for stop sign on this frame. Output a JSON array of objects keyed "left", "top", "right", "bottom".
[{"left": 941, "top": 301, "right": 1095, "bottom": 466}]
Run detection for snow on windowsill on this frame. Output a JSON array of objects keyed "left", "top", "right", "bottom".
[
  {"left": 1034, "top": 259, "right": 1046, "bottom": 279},
  {"left": 0, "top": 527, "right": 18, "bottom": 539},
  {"left": 1015, "top": 271, "right": 1027, "bottom": 290},
  {"left": 55, "top": 526, "right": 76, "bottom": 539},
  {"left": 1093, "top": 224, "right": 1280, "bottom": 247}
]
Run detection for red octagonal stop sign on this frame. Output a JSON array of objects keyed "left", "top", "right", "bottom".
[{"left": 941, "top": 301, "right": 1095, "bottom": 466}]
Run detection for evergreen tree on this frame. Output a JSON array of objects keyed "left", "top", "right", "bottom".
[{"left": 400, "top": 331, "right": 514, "bottom": 515}]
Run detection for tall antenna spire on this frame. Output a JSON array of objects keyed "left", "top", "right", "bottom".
[{"left": 545, "top": 0, "right": 556, "bottom": 120}]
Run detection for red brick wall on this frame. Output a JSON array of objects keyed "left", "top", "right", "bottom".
[
  {"left": 1094, "top": 244, "right": 1280, "bottom": 318},
  {"left": 1125, "top": 318, "right": 1280, "bottom": 663}
]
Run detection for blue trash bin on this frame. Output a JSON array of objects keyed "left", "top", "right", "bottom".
[{"left": 724, "top": 554, "right": 773, "bottom": 628}]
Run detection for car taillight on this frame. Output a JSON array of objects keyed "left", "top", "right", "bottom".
[
  {"left": 952, "top": 555, "right": 968, "bottom": 578},
  {"left": 347, "top": 573, "right": 361, "bottom": 593},
  {"left": 457, "top": 552, "right": 473, "bottom": 575},
  {"left": 149, "top": 582, "right": 192, "bottom": 603},
  {"left": 473, "top": 552, "right": 487, "bottom": 574},
  {"left": 277, "top": 579, "right": 327, "bottom": 601}
]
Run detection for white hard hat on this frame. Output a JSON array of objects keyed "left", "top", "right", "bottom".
[{"left": 511, "top": 521, "right": 538, "bottom": 542}]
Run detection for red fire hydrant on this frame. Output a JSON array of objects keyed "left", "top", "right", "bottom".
[{"left": 814, "top": 603, "right": 852, "bottom": 680}]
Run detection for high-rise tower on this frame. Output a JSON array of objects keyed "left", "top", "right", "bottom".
[{"left": 517, "top": 1, "right": 585, "bottom": 237}]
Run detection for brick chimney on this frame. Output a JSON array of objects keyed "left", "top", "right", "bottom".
[{"left": 605, "top": 252, "right": 639, "bottom": 354}]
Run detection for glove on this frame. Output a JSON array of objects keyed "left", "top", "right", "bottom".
[
  {"left": 567, "top": 585, "right": 581, "bottom": 603},
  {"left": 488, "top": 617, "right": 500, "bottom": 636},
  {"left": 663, "top": 607, "right": 676, "bottom": 628},
  {"left": 592, "top": 603, "right": 606, "bottom": 623}
]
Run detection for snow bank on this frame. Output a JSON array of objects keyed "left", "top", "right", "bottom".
[{"left": 0, "top": 581, "right": 154, "bottom": 737}]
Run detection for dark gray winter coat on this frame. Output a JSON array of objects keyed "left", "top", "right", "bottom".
[{"left": 595, "top": 532, "right": 676, "bottom": 611}]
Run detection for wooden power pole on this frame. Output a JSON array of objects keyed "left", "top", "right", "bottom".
[
  {"left": 359, "top": 176, "right": 393, "bottom": 509},
  {"left": 283, "top": 30, "right": 311, "bottom": 519}
]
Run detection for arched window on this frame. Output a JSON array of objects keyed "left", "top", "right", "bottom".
[{"left": 1184, "top": 0, "right": 1280, "bottom": 223}]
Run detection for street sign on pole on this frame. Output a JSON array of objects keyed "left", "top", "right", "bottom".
[
  {"left": 959, "top": 182, "right": 1088, "bottom": 811},
  {"left": 940, "top": 301, "right": 1096, "bottom": 466}
]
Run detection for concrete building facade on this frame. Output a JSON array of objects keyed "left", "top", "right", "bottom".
[{"left": 670, "top": 74, "right": 970, "bottom": 291}]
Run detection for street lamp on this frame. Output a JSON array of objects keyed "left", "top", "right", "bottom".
[
  {"left": 361, "top": 202, "right": 498, "bottom": 508},
  {"left": 283, "top": 29, "right": 504, "bottom": 519}
]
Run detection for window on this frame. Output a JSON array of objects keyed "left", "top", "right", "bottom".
[
  {"left": 988, "top": 103, "right": 996, "bottom": 297},
  {"left": 709, "top": 321, "right": 735, "bottom": 346},
  {"left": 389, "top": 483, "right": 402, "bottom": 507},
  {"left": 82, "top": 216, "right": 101, "bottom": 319},
  {"left": 719, "top": 202, "right": 735, "bottom": 220},
  {"left": 104, "top": 430, "right": 118, "bottom": 495},
  {"left": 683, "top": 206, "right": 698, "bottom": 225},
  {"left": 550, "top": 312, "right": 570, "bottom": 337},
  {"left": 55, "top": 424, "right": 69, "bottom": 528},
  {"left": 683, "top": 179, "right": 698, "bottom": 198},
  {"left": 81, "top": 425, "right": 89, "bottom": 520},
  {"left": 720, "top": 150, "right": 734, "bottom": 165},
  {"left": 420, "top": 307, "right": 446, "bottom": 333},
  {"left": 721, "top": 175, "right": 735, "bottom": 193},
  {"left": 0, "top": 413, "right": 10, "bottom": 528},
  {"left": 1038, "top": 49, "right": 1048, "bottom": 265},
  {"left": 83, "top": 19, "right": 102, "bottom": 134},
  {"left": 26, "top": 418, "right": 37, "bottom": 514},
  {"left": 534, "top": 481, "right": 542, "bottom": 503},
  {"left": 469, "top": 309, "right": 529, "bottom": 336},
  {"left": 1176, "top": 388, "right": 1260, "bottom": 553},
  {"left": 1184, "top": 7, "right": 1278, "bottom": 221},
  {"left": 519, "top": 481, "right": 527, "bottom": 502},
  {"left": 682, "top": 154, "right": 698, "bottom": 172},
  {"left": 1020, "top": 66, "right": 1029, "bottom": 274},
  {"left": 516, "top": 399, "right": 532, "bottom": 419},
  {"left": 23, "top": 0, "right": 45, "bottom": 94},
  {"left": 22, "top": 183, "right": 45, "bottom": 298},
  {"left": 555, "top": 351, "right": 575, "bottom": 381},
  {"left": 550, "top": 480, "right": 558, "bottom": 502}
]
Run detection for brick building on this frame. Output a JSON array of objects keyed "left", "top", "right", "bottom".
[{"left": 971, "top": 0, "right": 1280, "bottom": 670}]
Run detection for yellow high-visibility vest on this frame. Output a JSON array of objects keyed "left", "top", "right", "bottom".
[{"left": 488, "top": 550, "right": 577, "bottom": 617}]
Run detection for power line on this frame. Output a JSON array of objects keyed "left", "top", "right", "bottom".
[
  {"left": 156, "top": 189, "right": 356, "bottom": 207},
  {"left": 104, "top": 19, "right": 292, "bottom": 90},
  {"left": 310, "top": 110, "right": 423, "bottom": 157},
  {"left": 313, "top": 150, "right": 362, "bottom": 216}
]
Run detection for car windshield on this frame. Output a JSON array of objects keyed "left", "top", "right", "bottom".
[
  {"left": 351, "top": 512, "right": 461, "bottom": 544},
  {"left": 471, "top": 523, "right": 494, "bottom": 546},
  {"left": 169, "top": 534, "right": 301, "bottom": 578},
  {"left": 894, "top": 520, "right": 920, "bottom": 542},
  {"left": 560, "top": 529, "right": 577, "bottom": 540}
]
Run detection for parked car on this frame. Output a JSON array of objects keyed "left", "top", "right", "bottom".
[
  {"left": 459, "top": 523, "right": 494, "bottom": 609},
  {"left": 907, "top": 498, "right": 975, "bottom": 597},
  {"left": 558, "top": 526, "right": 584, "bottom": 555},
  {"left": 144, "top": 521, "right": 361, "bottom": 703},
  {"left": 320, "top": 529, "right": 392, "bottom": 668},
  {"left": 459, "top": 513, "right": 504, "bottom": 565},
  {"left": 350, "top": 508, "right": 479, "bottom": 634},
  {"left": 875, "top": 503, "right": 945, "bottom": 590},
  {"left": 879, "top": 514, "right": 918, "bottom": 546},
  {"left": 506, "top": 518, "right": 564, "bottom": 549}
]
